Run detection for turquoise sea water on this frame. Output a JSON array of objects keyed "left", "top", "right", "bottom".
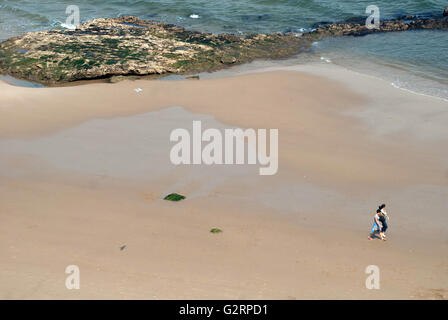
[{"left": 0, "top": 0, "right": 447, "bottom": 98}]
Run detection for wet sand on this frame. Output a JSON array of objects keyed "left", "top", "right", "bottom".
[{"left": 0, "top": 65, "right": 447, "bottom": 299}]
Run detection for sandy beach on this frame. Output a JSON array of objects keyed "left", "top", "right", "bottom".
[{"left": 0, "top": 64, "right": 447, "bottom": 299}]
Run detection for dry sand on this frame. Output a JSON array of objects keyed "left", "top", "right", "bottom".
[{"left": 0, "top": 65, "right": 447, "bottom": 299}]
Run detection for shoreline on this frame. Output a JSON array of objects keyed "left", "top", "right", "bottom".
[
  {"left": 2, "top": 49, "right": 448, "bottom": 103},
  {"left": 0, "top": 63, "right": 447, "bottom": 299}
]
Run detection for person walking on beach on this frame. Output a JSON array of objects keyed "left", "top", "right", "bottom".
[
  {"left": 368, "top": 209, "right": 387, "bottom": 241},
  {"left": 378, "top": 203, "right": 390, "bottom": 239}
]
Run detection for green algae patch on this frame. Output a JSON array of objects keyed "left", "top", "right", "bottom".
[{"left": 163, "top": 193, "right": 186, "bottom": 202}]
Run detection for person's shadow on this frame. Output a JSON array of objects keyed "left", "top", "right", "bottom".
[{"left": 370, "top": 232, "right": 382, "bottom": 240}]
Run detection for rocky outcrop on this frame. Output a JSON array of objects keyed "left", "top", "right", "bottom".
[
  {"left": 0, "top": 11, "right": 447, "bottom": 85},
  {"left": 305, "top": 12, "right": 448, "bottom": 39},
  {"left": 0, "top": 16, "right": 308, "bottom": 84}
]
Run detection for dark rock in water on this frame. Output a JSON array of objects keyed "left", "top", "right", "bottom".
[
  {"left": 344, "top": 16, "right": 366, "bottom": 24},
  {"left": 241, "top": 14, "right": 270, "bottom": 22},
  {"left": 444, "top": 8, "right": 448, "bottom": 17},
  {"left": 311, "top": 21, "right": 333, "bottom": 29},
  {"left": 0, "top": 16, "right": 308, "bottom": 85},
  {"left": 305, "top": 9, "right": 448, "bottom": 40},
  {"left": 282, "top": 27, "right": 297, "bottom": 34}
]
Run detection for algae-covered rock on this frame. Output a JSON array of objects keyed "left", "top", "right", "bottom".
[
  {"left": 163, "top": 193, "right": 186, "bottom": 201},
  {"left": 0, "top": 16, "right": 308, "bottom": 85}
]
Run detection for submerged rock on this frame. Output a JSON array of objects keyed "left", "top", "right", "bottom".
[
  {"left": 305, "top": 11, "right": 448, "bottom": 39},
  {"left": 0, "top": 16, "right": 308, "bottom": 85}
]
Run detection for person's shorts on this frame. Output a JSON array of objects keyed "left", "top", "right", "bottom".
[{"left": 370, "top": 223, "right": 380, "bottom": 234}]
